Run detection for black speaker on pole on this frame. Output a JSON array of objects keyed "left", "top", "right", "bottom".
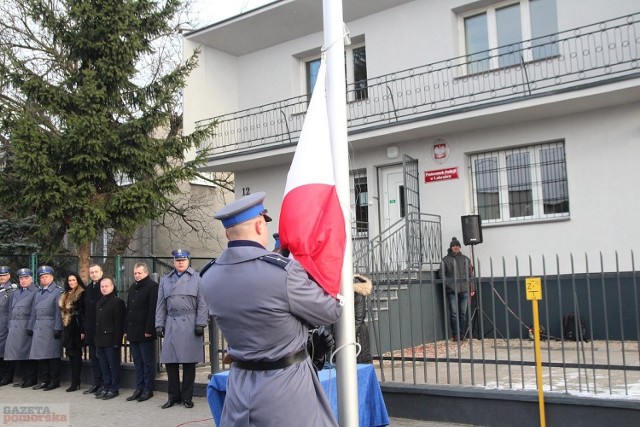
[{"left": 461, "top": 215, "right": 483, "bottom": 246}]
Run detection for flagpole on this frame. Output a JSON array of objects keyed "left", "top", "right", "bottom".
[{"left": 323, "top": 1, "right": 358, "bottom": 426}]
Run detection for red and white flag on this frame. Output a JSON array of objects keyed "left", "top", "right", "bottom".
[{"left": 279, "top": 60, "right": 345, "bottom": 299}]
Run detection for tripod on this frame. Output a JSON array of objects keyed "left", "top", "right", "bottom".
[{"left": 465, "top": 245, "right": 504, "bottom": 340}]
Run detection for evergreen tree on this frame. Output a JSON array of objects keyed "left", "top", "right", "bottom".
[{"left": 0, "top": 0, "right": 215, "bottom": 279}]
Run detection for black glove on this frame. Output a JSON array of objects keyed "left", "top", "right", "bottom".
[
  {"left": 155, "top": 327, "right": 164, "bottom": 338},
  {"left": 53, "top": 330, "right": 61, "bottom": 339},
  {"left": 307, "top": 326, "right": 335, "bottom": 372},
  {"left": 26, "top": 329, "right": 33, "bottom": 336},
  {"left": 194, "top": 325, "right": 204, "bottom": 337}
]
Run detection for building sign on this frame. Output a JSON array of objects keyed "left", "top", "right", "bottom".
[
  {"left": 424, "top": 167, "right": 459, "bottom": 183},
  {"left": 432, "top": 139, "right": 449, "bottom": 164}
]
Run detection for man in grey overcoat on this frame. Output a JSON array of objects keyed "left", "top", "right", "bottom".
[
  {"left": 201, "top": 192, "right": 342, "bottom": 427},
  {"left": 0, "top": 266, "right": 17, "bottom": 385},
  {"left": 155, "top": 249, "right": 208, "bottom": 409},
  {"left": 28, "top": 265, "right": 64, "bottom": 390},
  {"left": 4, "top": 268, "right": 37, "bottom": 387}
]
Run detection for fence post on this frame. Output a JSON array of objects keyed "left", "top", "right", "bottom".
[{"left": 30, "top": 253, "right": 38, "bottom": 273}]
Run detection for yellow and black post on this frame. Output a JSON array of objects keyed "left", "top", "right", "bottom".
[{"left": 526, "top": 277, "right": 546, "bottom": 427}]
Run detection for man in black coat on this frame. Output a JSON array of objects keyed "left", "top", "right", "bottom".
[
  {"left": 83, "top": 264, "right": 104, "bottom": 394},
  {"left": 125, "top": 262, "right": 158, "bottom": 402}
]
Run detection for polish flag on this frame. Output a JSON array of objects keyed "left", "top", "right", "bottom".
[{"left": 279, "top": 60, "right": 345, "bottom": 299}]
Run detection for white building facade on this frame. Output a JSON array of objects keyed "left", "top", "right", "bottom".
[{"left": 183, "top": 0, "right": 640, "bottom": 275}]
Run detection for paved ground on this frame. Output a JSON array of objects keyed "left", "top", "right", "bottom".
[{"left": 0, "top": 383, "right": 475, "bottom": 426}]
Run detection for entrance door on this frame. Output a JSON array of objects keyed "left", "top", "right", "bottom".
[{"left": 380, "top": 165, "right": 405, "bottom": 232}]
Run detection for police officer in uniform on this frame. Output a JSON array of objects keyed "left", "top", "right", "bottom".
[
  {"left": 201, "top": 192, "right": 342, "bottom": 427},
  {"left": 0, "top": 266, "right": 17, "bottom": 385},
  {"left": 5, "top": 268, "right": 38, "bottom": 388},
  {"left": 28, "top": 265, "right": 64, "bottom": 390},
  {"left": 155, "top": 249, "right": 208, "bottom": 409}
]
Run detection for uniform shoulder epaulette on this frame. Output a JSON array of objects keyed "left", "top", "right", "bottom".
[
  {"left": 57, "top": 285, "right": 64, "bottom": 293},
  {"left": 199, "top": 259, "right": 216, "bottom": 277},
  {"left": 258, "top": 253, "right": 292, "bottom": 270}
]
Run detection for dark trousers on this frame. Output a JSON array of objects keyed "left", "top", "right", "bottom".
[
  {"left": 165, "top": 363, "right": 195, "bottom": 401},
  {"left": 87, "top": 344, "right": 103, "bottom": 386},
  {"left": 96, "top": 346, "right": 120, "bottom": 392},
  {"left": 0, "top": 357, "right": 14, "bottom": 382},
  {"left": 15, "top": 360, "right": 37, "bottom": 384},
  {"left": 447, "top": 291, "right": 469, "bottom": 340},
  {"left": 37, "top": 358, "right": 61, "bottom": 386},
  {"left": 68, "top": 355, "right": 82, "bottom": 387},
  {"left": 130, "top": 340, "right": 155, "bottom": 392}
]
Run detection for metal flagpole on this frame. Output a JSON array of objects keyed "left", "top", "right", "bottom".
[{"left": 323, "top": 1, "right": 358, "bottom": 426}]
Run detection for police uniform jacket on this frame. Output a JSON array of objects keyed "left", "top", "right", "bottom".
[
  {"left": 28, "top": 284, "right": 64, "bottom": 360},
  {"left": 4, "top": 283, "right": 37, "bottom": 361},
  {"left": 95, "top": 290, "right": 126, "bottom": 347},
  {"left": 155, "top": 266, "right": 207, "bottom": 364},
  {"left": 125, "top": 275, "right": 158, "bottom": 342},
  {"left": 83, "top": 279, "right": 102, "bottom": 345},
  {"left": 201, "top": 241, "right": 342, "bottom": 427},
  {"left": 0, "top": 282, "right": 16, "bottom": 356}
]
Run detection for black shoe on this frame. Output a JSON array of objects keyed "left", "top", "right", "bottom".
[
  {"left": 13, "top": 381, "right": 26, "bottom": 388},
  {"left": 94, "top": 390, "right": 108, "bottom": 399},
  {"left": 43, "top": 383, "right": 60, "bottom": 391},
  {"left": 20, "top": 381, "right": 36, "bottom": 389},
  {"left": 160, "top": 399, "right": 181, "bottom": 409},
  {"left": 183, "top": 400, "right": 194, "bottom": 409},
  {"left": 33, "top": 382, "right": 49, "bottom": 390},
  {"left": 126, "top": 390, "right": 143, "bottom": 401},
  {"left": 0, "top": 379, "right": 11, "bottom": 386},
  {"left": 83, "top": 384, "right": 101, "bottom": 394},
  {"left": 102, "top": 391, "right": 119, "bottom": 400},
  {"left": 93, "top": 385, "right": 105, "bottom": 396},
  {"left": 137, "top": 391, "right": 153, "bottom": 402},
  {"left": 66, "top": 384, "right": 80, "bottom": 392}
]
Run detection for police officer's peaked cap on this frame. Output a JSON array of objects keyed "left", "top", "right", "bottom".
[
  {"left": 37, "top": 265, "right": 55, "bottom": 276},
  {"left": 172, "top": 249, "right": 190, "bottom": 260},
  {"left": 0, "top": 266, "right": 10, "bottom": 275},
  {"left": 214, "top": 191, "right": 272, "bottom": 229},
  {"left": 17, "top": 268, "right": 32, "bottom": 277},
  {"left": 273, "top": 233, "right": 281, "bottom": 250}
]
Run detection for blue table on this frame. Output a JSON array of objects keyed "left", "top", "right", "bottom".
[{"left": 207, "top": 364, "right": 390, "bottom": 427}]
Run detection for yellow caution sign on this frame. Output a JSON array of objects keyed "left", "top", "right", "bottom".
[{"left": 526, "top": 277, "right": 546, "bottom": 427}]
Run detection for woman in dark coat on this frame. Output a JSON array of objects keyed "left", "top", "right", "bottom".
[{"left": 58, "top": 273, "right": 85, "bottom": 392}]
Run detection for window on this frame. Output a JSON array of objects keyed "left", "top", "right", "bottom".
[
  {"left": 305, "top": 44, "right": 368, "bottom": 101},
  {"left": 461, "top": 0, "right": 558, "bottom": 73},
  {"left": 350, "top": 171, "right": 369, "bottom": 237},
  {"left": 470, "top": 141, "right": 569, "bottom": 224}
]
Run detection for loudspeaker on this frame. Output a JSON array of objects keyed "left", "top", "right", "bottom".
[{"left": 461, "top": 215, "right": 483, "bottom": 246}]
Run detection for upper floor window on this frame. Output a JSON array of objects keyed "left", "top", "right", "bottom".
[
  {"left": 305, "top": 44, "right": 368, "bottom": 101},
  {"left": 470, "top": 141, "right": 569, "bottom": 224},
  {"left": 461, "top": 0, "right": 558, "bottom": 73}
]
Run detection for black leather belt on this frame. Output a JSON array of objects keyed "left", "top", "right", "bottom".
[{"left": 234, "top": 348, "right": 308, "bottom": 371}]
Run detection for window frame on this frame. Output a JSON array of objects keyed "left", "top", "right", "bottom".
[
  {"left": 469, "top": 141, "right": 570, "bottom": 225},
  {"left": 458, "top": 0, "right": 558, "bottom": 72}
]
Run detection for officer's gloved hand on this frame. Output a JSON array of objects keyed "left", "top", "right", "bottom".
[
  {"left": 53, "top": 330, "right": 61, "bottom": 339},
  {"left": 155, "top": 327, "right": 165, "bottom": 338},
  {"left": 307, "top": 326, "right": 335, "bottom": 372},
  {"left": 194, "top": 325, "right": 204, "bottom": 337},
  {"left": 26, "top": 329, "right": 33, "bottom": 336}
]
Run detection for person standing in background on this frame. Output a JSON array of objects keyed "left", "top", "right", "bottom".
[
  {"left": 59, "top": 272, "right": 85, "bottom": 392},
  {"left": 83, "top": 263, "right": 104, "bottom": 395},
  {"left": 125, "top": 262, "right": 158, "bottom": 403},
  {"left": 28, "top": 265, "right": 64, "bottom": 391},
  {"left": 155, "top": 249, "right": 208, "bottom": 409},
  {"left": 0, "top": 266, "right": 17, "bottom": 386},
  {"left": 441, "top": 237, "right": 475, "bottom": 342}
]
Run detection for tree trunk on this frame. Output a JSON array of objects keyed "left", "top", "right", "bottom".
[{"left": 78, "top": 241, "right": 91, "bottom": 283}]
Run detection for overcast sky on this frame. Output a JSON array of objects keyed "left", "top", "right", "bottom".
[{"left": 194, "top": 0, "right": 275, "bottom": 26}]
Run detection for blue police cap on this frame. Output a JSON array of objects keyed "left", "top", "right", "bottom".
[
  {"left": 37, "top": 265, "right": 55, "bottom": 276},
  {"left": 17, "top": 268, "right": 32, "bottom": 277},
  {"left": 172, "top": 249, "right": 190, "bottom": 260},
  {"left": 214, "top": 192, "right": 272, "bottom": 229},
  {"left": 0, "top": 266, "right": 10, "bottom": 275},
  {"left": 273, "top": 233, "right": 281, "bottom": 250}
]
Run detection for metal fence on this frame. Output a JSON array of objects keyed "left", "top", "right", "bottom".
[{"left": 196, "top": 11, "right": 640, "bottom": 156}]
